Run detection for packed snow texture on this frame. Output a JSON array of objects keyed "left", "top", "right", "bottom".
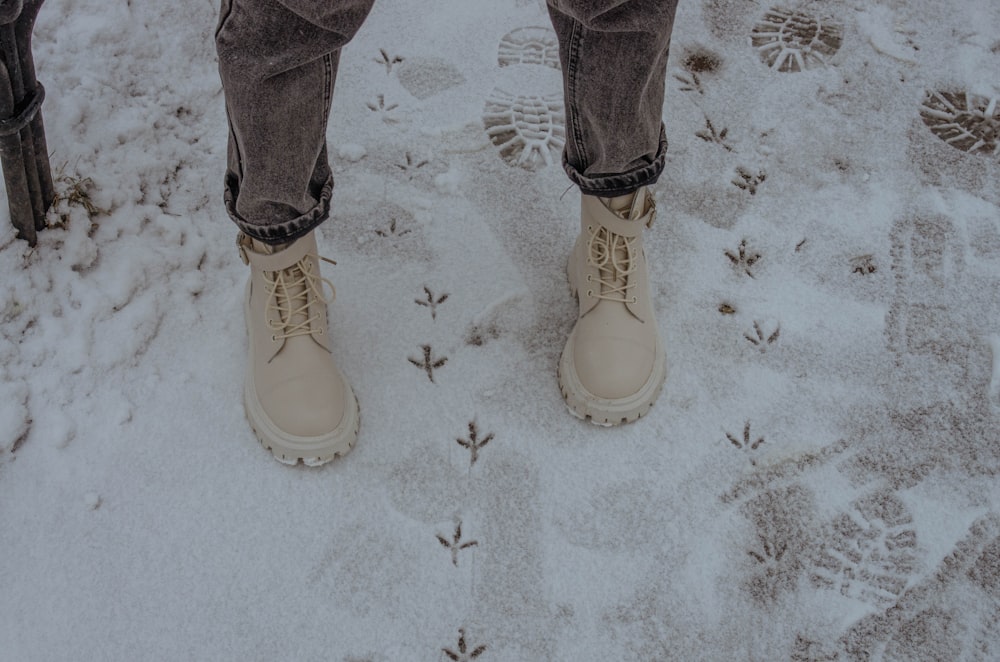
[{"left": 1, "top": 0, "right": 1000, "bottom": 659}]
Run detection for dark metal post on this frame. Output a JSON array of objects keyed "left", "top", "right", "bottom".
[
  {"left": 0, "top": 56, "right": 35, "bottom": 244},
  {"left": 0, "top": 0, "right": 51, "bottom": 246},
  {"left": 15, "top": 0, "right": 53, "bottom": 225}
]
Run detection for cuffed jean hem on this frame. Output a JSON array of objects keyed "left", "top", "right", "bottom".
[
  {"left": 224, "top": 174, "right": 334, "bottom": 245},
  {"left": 563, "top": 125, "right": 668, "bottom": 198}
]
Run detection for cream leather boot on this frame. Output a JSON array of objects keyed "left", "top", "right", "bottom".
[
  {"left": 558, "top": 187, "right": 667, "bottom": 425},
  {"left": 238, "top": 231, "right": 359, "bottom": 465}
]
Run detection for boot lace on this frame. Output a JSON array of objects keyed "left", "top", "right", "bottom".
[
  {"left": 264, "top": 255, "right": 337, "bottom": 341},
  {"left": 586, "top": 225, "right": 639, "bottom": 304}
]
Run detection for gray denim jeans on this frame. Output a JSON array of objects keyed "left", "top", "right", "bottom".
[{"left": 216, "top": 0, "right": 678, "bottom": 244}]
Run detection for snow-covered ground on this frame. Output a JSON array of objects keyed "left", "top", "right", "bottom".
[{"left": 2, "top": 0, "right": 1000, "bottom": 659}]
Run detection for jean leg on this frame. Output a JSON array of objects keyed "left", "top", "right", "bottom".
[
  {"left": 215, "top": 0, "right": 376, "bottom": 244},
  {"left": 546, "top": 0, "right": 679, "bottom": 197}
]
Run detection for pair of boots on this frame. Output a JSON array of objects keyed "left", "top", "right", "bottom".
[{"left": 239, "top": 188, "right": 666, "bottom": 466}]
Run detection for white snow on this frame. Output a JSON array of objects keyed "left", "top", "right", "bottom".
[
  {"left": 989, "top": 334, "right": 1000, "bottom": 410},
  {"left": 337, "top": 143, "right": 368, "bottom": 162},
  {"left": 856, "top": 5, "right": 919, "bottom": 64},
  {"left": 1, "top": 0, "right": 1000, "bottom": 659}
]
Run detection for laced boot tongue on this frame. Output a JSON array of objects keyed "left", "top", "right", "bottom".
[
  {"left": 274, "top": 262, "right": 312, "bottom": 334},
  {"left": 585, "top": 228, "right": 635, "bottom": 310},
  {"left": 591, "top": 191, "right": 644, "bottom": 302},
  {"left": 244, "top": 236, "right": 331, "bottom": 342}
]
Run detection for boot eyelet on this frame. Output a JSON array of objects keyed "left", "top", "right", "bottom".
[
  {"left": 586, "top": 289, "right": 594, "bottom": 297},
  {"left": 631, "top": 296, "right": 638, "bottom": 304},
  {"left": 270, "top": 335, "right": 277, "bottom": 342},
  {"left": 586, "top": 275, "right": 592, "bottom": 282}
]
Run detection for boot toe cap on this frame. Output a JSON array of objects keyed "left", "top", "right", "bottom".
[
  {"left": 259, "top": 370, "right": 347, "bottom": 438},
  {"left": 573, "top": 335, "right": 655, "bottom": 400}
]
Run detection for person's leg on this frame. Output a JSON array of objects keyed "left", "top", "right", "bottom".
[
  {"left": 216, "top": 0, "right": 374, "bottom": 464},
  {"left": 547, "top": 0, "right": 679, "bottom": 425},
  {"left": 216, "top": 0, "right": 375, "bottom": 243},
  {"left": 547, "top": 0, "right": 677, "bottom": 195}
]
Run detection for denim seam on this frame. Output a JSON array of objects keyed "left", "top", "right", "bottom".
[
  {"left": 227, "top": 111, "right": 244, "bottom": 182},
  {"left": 321, "top": 53, "right": 333, "bottom": 126},
  {"left": 565, "top": 19, "right": 589, "bottom": 171}
]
